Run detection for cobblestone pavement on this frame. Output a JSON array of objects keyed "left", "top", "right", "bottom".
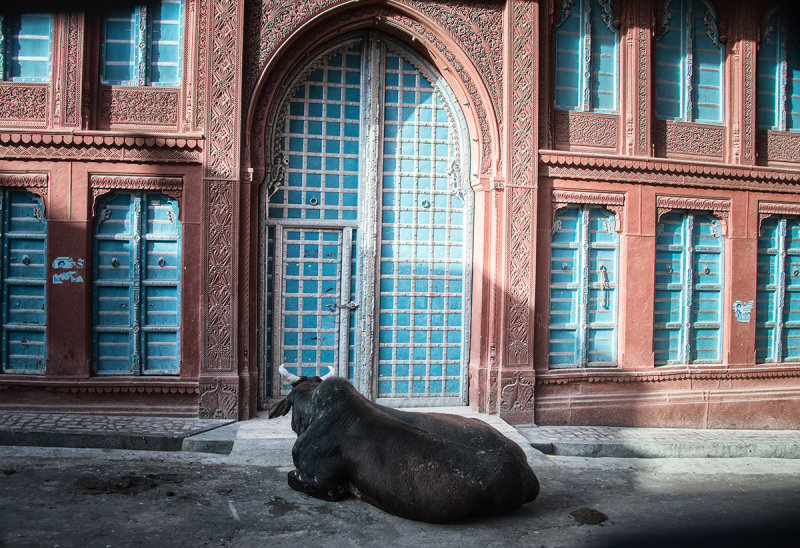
[
  {"left": 0, "top": 413, "right": 230, "bottom": 436},
  {"left": 518, "top": 425, "right": 800, "bottom": 458}
]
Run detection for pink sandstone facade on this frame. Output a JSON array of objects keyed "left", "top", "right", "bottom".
[{"left": 1, "top": 0, "right": 798, "bottom": 428}]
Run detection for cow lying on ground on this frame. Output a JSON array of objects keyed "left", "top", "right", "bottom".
[{"left": 268, "top": 366, "right": 540, "bottom": 523}]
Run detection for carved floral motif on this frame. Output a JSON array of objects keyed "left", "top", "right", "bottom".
[
  {"left": 758, "top": 201, "right": 800, "bottom": 234},
  {"left": 758, "top": 130, "right": 800, "bottom": 164}
]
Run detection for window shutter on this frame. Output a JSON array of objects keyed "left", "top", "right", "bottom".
[
  {"left": 6, "top": 13, "right": 52, "bottom": 82},
  {"left": 655, "top": 1, "right": 683, "bottom": 120},
  {"left": 756, "top": 217, "right": 781, "bottom": 362},
  {"left": 654, "top": 211, "right": 686, "bottom": 365},
  {"left": 102, "top": 7, "right": 140, "bottom": 85},
  {"left": 148, "top": 0, "right": 183, "bottom": 85},
  {"left": 549, "top": 207, "right": 582, "bottom": 367},
  {"left": 141, "top": 193, "right": 180, "bottom": 373},
  {"left": 691, "top": 1, "right": 723, "bottom": 123},
  {"left": 757, "top": 17, "right": 781, "bottom": 130},
  {"left": 554, "top": 6, "right": 582, "bottom": 110},
  {"left": 691, "top": 214, "right": 724, "bottom": 362},
  {"left": 586, "top": 207, "right": 618, "bottom": 365},
  {"left": 590, "top": 1, "right": 617, "bottom": 112},
  {"left": 1, "top": 190, "right": 47, "bottom": 373}
]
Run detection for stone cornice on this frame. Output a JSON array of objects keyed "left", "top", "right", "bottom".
[
  {"left": 537, "top": 365, "right": 800, "bottom": 385},
  {"left": 540, "top": 151, "right": 800, "bottom": 189},
  {"left": 0, "top": 377, "right": 200, "bottom": 395},
  {"left": 0, "top": 132, "right": 204, "bottom": 164}
]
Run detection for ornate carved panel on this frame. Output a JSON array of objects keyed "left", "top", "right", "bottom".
[
  {"left": 203, "top": 179, "right": 237, "bottom": 373},
  {"left": 552, "top": 189, "right": 624, "bottom": 232},
  {"left": 656, "top": 195, "right": 730, "bottom": 235},
  {"left": 553, "top": 110, "right": 618, "bottom": 148},
  {"left": 757, "top": 130, "right": 800, "bottom": 165},
  {"left": 60, "top": 12, "right": 83, "bottom": 128},
  {"left": 0, "top": 84, "right": 48, "bottom": 123},
  {"left": 634, "top": 0, "right": 651, "bottom": 156},
  {"left": 89, "top": 174, "right": 183, "bottom": 217},
  {"left": 198, "top": 377, "right": 238, "bottom": 419},
  {"left": 654, "top": 120, "right": 725, "bottom": 158},
  {"left": 100, "top": 87, "right": 179, "bottom": 125},
  {"left": 500, "top": 371, "right": 535, "bottom": 412}
]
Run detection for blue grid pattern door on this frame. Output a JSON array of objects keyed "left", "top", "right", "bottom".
[
  {"left": 756, "top": 217, "right": 800, "bottom": 362},
  {"left": 265, "top": 33, "right": 471, "bottom": 405},
  {"left": 1, "top": 190, "right": 47, "bottom": 373},
  {"left": 93, "top": 192, "right": 181, "bottom": 375},
  {"left": 549, "top": 206, "right": 618, "bottom": 368},
  {"left": 654, "top": 211, "right": 724, "bottom": 365}
]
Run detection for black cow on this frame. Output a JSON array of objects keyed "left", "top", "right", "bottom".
[{"left": 268, "top": 367, "right": 540, "bottom": 523}]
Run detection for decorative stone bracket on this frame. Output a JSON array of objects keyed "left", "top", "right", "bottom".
[
  {"left": 89, "top": 174, "right": 184, "bottom": 219},
  {"left": 656, "top": 195, "right": 730, "bottom": 235},
  {"left": 758, "top": 201, "right": 800, "bottom": 235},
  {"left": 552, "top": 189, "right": 625, "bottom": 232}
]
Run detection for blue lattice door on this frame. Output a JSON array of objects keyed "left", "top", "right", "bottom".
[{"left": 264, "top": 33, "right": 471, "bottom": 405}]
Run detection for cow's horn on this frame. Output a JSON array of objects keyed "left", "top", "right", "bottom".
[
  {"left": 279, "top": 364, "right": 301, "bottom": 383},
  {"left": 321, "top": 366, "right": 336, "bottom": 380}
]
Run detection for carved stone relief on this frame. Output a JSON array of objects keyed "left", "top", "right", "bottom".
[
  {"left": 654, "top": 120, "right": 725, "bottom": 158},
  {"left": 656, "top": 195, "right": 730, "bottom": 235},
  {"left": 100, "top": 88, "right": 179, "bottom": 125},
  {"left": 553, "top": 110, "right": 618, "bottom": 148},
  {"left": 0, "top": 85, "right": 48, "bottom": 123},
  {"left": 89, "top": 174, "right": 183, "bottom": 217},
  {"left": 552, "top": 189, "right": 625, "bottom": 232},
  {"left": 758, "top": 201, "right": 800, "bottom": 235},
  {"left": 757, "top": 130, "right": 800, "bottom": 165}
]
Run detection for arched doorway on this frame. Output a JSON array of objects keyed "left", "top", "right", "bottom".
[{"left": 260, "top": 31, "right": 473, "bottom": 406}]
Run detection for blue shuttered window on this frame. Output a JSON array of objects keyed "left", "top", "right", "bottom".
[
  {"left": 654, "top": 211, "right": 724, "bottom": 365},
  {"left": 757, "top": 7, "right": 800, "bottom": 131},
  {"left": 0, "top": 13, "right": 52, "bottom": 82},
  {"left": 549, "top": 206, "right": 619, "bottom": 368},
  {"left": 1, "top": 190, "right": 47, "bottom": 374},
  {"left": 101, "top": 0, "right": 183, "bottom": 86},
  {"left": 554, "top": 0, "right": 618, "bottom": 113},
  {"left": 756, "top": 217, "right": 800, "bottom": 362},
  {"left": 93, "top": 192, "right": 181, "bottom": 375},
  {"left": 655, "top": 0, "right": 724, "bottom": 123}
]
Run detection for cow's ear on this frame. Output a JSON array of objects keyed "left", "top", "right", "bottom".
[{"left": 268, "top": 397, "right": 292, "bottom": 418}]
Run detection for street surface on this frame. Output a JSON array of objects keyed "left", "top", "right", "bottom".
[{"left": 1, "top": 443, "right": 798, "bottom": 547}]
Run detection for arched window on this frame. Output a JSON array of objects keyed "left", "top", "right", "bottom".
[
  {"left": 93, "top": 192, "right": 181, "bottom": 375},
  {"left": 549, "top": 205, "right": 619, "bottom": 368},
  {"left": 554, "top": 0, "right": 618, "bottom": 113},
  {"left": 655, "top": 0, "right": 724, "bottom": 124},
  {"left": 654, "top": 211, "right": 724, "bottom": 365},
  {"left": 264, "top": 32, "right": 472, "bottom": 405},
  {"left": 757, "top": 5, "right": 800, "bottom": 131},
  {"left": 0, "top": 189, "right": 46, "bottom": 373}
]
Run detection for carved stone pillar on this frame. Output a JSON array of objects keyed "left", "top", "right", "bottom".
[
  {"left": 622, "top": 0, "right": 652, "bottom": 157},
  {"left": 499, "top": 0, "right": 538, "bottom": 424},
  {"left": 728, "top": 1, "right": 757, "bottom": 165},
  {"left": 198, "top": 0, "right": 245, "bottom": 419}
]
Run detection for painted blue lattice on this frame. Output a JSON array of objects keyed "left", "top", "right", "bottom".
[
  {"left": 1, "top": 190, "right": 47, "bottom": 373},
  {"left": 757, "top": 7, "right": 800, "bottom": 132},
  {"left": 269, "top": 42, "right": 362, "bottom": 221},
  {"left": 378, "top": 52, "right": 465, "bottom": 398},
  {"left": 93, "top": 192, "right": 181, "bottom": 375},
  {"left": 549, "top": 206, "right": 618, "bottom": 369}
]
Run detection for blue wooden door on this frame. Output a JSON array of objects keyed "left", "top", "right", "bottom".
[
  {"left": 756, "top": 216, "right": 800, "bottom": 362},
  {"left": 549, "top": 206, "right": 618, "bottom": 368},
  {"left": 654, "top": 211, "right": 723, "bottom": 365},
  {"left": 266, "top": 33, "right": 471, "bottom": 405},
  {"left": 93, "top": 192, "right": 181, "bottom": 374},
  {"left": 0, "top": 190, "right": 47, "bottom": 373}
]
